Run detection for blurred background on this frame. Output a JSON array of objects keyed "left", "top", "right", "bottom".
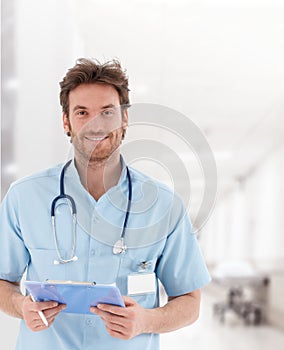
[{"left": 1, "top": 0, "right": 284, "bottom": 349}]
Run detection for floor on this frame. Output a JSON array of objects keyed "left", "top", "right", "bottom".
[{"left": 160, "top": 288, "right": 284, "bottom": 350}]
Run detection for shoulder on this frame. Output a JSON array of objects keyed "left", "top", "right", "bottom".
[
  {"left": 8, "top": 163, "right": 63, "bottom": 193},
  {"left": 128, "top": 166, "right": 174, "bottom": 195},
  {"left": 128, "top": 165, "right": 186, "bottom": 216}
]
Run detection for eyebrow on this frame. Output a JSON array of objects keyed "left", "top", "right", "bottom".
[
  {"left": 73, "top": 105, "right": 87, "bottom": 112},
  {"left": 101, "top": 104, "right": 117, "bottom": 109},
  {"left": 72, "top": 104, "right": 117, "bottom": 113}
]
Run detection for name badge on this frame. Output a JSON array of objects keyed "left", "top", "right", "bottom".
[{"left": 127, "top": 272, "right": 156, "bottom": 295}]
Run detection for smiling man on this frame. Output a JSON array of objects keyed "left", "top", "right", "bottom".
[
  {"left": 62, "top": 81, "right": 128, "bottom": 200},
  {"left": 0, "top": 58, "right": 211, "bottom": 350},
  {"left": 66, "top": 84, "right": 126, "bottom": 162}
]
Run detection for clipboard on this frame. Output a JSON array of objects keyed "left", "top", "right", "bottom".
[{"left": 24, "top": 280, "right": 125, "bottom": 315}]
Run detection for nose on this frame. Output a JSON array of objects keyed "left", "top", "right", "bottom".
[{"left": 83, "top": 112, "right": 122, "bottom": 132}]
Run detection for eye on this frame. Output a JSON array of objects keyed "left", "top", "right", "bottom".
[
  {"left": 101, "top": 108, "right": 116, "bottom": 117},
  {"left": 76, "top": 110, "right": 88, "bottom": 118}
]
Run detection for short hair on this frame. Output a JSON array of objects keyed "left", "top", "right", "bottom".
[{"left": 59, "top": 58, "right": 130, "bottom": 116}]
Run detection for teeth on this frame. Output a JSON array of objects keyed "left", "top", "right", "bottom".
[{"left": 86, "top": 136, "right": 105, "bottom": 141}]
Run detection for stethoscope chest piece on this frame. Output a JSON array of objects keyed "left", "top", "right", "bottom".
[{"left": 113, "top": 239, "right": 127, "bottom": 255}]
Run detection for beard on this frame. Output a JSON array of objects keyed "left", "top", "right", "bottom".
[{"left": 71, "top": 128, "right": 123, "bottom": 165}]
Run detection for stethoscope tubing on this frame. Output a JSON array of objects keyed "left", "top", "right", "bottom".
[
  {"left": 121, "top": 167, "right": 132, "bottom": 240},
  {"left": 51, "top": 160, "right": 132, "bottom": 263},
  {"left": 51, "top": 159, "right": 76, "bottom": 217}
]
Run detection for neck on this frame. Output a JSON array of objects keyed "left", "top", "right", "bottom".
[{"left": 74, "top": 152, "right": 122, "bottom": 201}]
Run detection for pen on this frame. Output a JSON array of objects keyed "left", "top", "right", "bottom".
[{"left": 30, "top": 294, "right": 49, "bottom": 327}]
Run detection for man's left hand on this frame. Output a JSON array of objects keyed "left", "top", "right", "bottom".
[{"left": 90, "top": 296, "right": 149, "bottom": 340}]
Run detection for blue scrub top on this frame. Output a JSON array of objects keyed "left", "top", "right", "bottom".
[{"left": 0, "top": 158, "right": 211, "bottom": 350}]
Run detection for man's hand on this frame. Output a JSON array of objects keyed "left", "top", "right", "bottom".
[
  {"left": 90, "top": 296, "right": 149, "bottom": 340},
  {"left": 22, "top": 296, "right": 66, "bottom": 332}
]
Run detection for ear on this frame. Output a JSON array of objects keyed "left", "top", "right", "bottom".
[
  {"left": 122, "top": 109, "right": 128, "bottom": 128},
  {"left": 121, "top": 110, "right": 128, "bottom": 140},
  {"left": 62, "top": 113, "right": 71, "bottom": 135}
]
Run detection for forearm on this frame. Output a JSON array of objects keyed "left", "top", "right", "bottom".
[
  {"left": 144, "top": 290, "right": 200, "bottom": 334},
  {"left": 0, "top": 279, "right": 25, "bottom": 319}
]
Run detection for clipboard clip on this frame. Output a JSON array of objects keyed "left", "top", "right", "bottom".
[{"left": 45, "top": 279, "right": 96, "bottom": 286}]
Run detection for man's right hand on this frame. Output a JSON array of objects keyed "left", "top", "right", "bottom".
[{"left": 22, "top": 296, "right": 66, "bottom": 332}]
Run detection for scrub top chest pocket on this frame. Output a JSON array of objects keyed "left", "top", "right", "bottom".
[
  {"left": 27, "top": 248, "right": 67, "bottom": 281},
  {"left": 120, "top": 253, "right": 158, "bottom": 298},
  {"left": 128, "top": 272, "right": 156, "bottom": 296}
]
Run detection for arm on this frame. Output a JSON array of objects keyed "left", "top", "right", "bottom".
[
  {"left": 148, "top": 289, "right": 200, "bottom": 332},
  {"left": 91, "top": 289, "right": 200, "bottom": 339},
  {"left": 0, "top": 279, "right": 66, "bottom": 331},
  {"left": 0, "top": 279, "right": 25, "bottom": 318}
]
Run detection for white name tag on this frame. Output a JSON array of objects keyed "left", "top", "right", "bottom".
[{"left": 128, "top": 273, "right": 156, "bottom": 295}]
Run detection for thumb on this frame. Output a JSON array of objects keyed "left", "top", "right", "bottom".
[{"left": 122, "top": 295, "right": 137, "bottom": 306}]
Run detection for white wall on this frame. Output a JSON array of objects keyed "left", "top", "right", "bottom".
[
  {"left": 14, "top": 0, "right": 83, "bottom": 178},
  {"left": 247, "top": 144, "right": 284, "bottom": 266},
  {"left": 0, "top": 0, "right": 84, "bottom": 348}
]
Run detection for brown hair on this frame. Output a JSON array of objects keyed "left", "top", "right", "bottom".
[{"left": 59, "top": 58, "right": 130, "bottom": 116}]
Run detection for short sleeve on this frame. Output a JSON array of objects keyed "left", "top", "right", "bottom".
[
  {"left": 0, "top": 185, "right": 30, "bottom": 282},
  {"left": 156, "top": 201, "right": 211, "bottom": 296}
]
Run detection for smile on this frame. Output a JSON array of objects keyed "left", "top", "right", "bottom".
[{"left": 84, "top": 135, "right": 108, "bottom": 141}]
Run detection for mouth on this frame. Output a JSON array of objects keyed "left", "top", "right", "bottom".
[{"left": 84, "top": 135, "right": 109, "bottom": 142}]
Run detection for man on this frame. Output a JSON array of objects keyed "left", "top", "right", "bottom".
[{"left": 0, "top": 58, "right": 211, "bottom": 349}]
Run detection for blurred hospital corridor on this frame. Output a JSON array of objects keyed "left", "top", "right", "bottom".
[{"left": 161, "top": 286, "right": 284, "bottom": 350}]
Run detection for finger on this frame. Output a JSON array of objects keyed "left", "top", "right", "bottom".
[
  {"left": 96, "top": 303, "right": 127, "bottom": 316},
  {"left": 45, "top": 317, "right": 55, "bottom": 327},
  {"left": 122, "top": 295, "right": 137, "bottom": 306},
  {"left": 36, "top": 322, "right": 47, "bottom": 330},
  {"left": 91, "top": 307, "right": 118, "bottom": 320},
  {"left": 90, "top": 306, "right": 105, "bottom": 316},
  {"left": 31, "top": 318, "right": 48, "bottom": 331},
  {"left": 91, "top": 308, "right": 127, "bottom": 328},
  {"left": 107, "top": 320, "right": 128, "bottom": 332},
  {"left": 29, "top": 304, "right": 65, "bottom": 330},
  {"left": 90, "top": 306, "right": 98, "bottom": 315},
  {"left": 32, "top": 312, "right": 58, "bottom": 330},
  {"left": 29, "top": 304, "right": 65, "bottom": 324},
  {"left": 44, "top": 304, "right": 66, "bottom": 319},
  {"left": 91, "top": 305, "right": 124, "bottom": 318},
  {"left": 29, "top": 299, "right": 59, "bottom": 312},
  {"left": 106, "top": 325, "right": 126, "bottom": 339}
]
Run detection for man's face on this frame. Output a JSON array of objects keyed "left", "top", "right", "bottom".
[{"left": 63, "top": 83, "right": 128, "bottom": 164}]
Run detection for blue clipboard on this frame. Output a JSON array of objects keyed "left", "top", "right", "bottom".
[{"left": 24, "top": 280, "right": 125, "bottom": 315}]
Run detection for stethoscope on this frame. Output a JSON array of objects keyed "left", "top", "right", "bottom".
[{"left": 51, "top": 160, "right": 132, "bottom": 264}]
